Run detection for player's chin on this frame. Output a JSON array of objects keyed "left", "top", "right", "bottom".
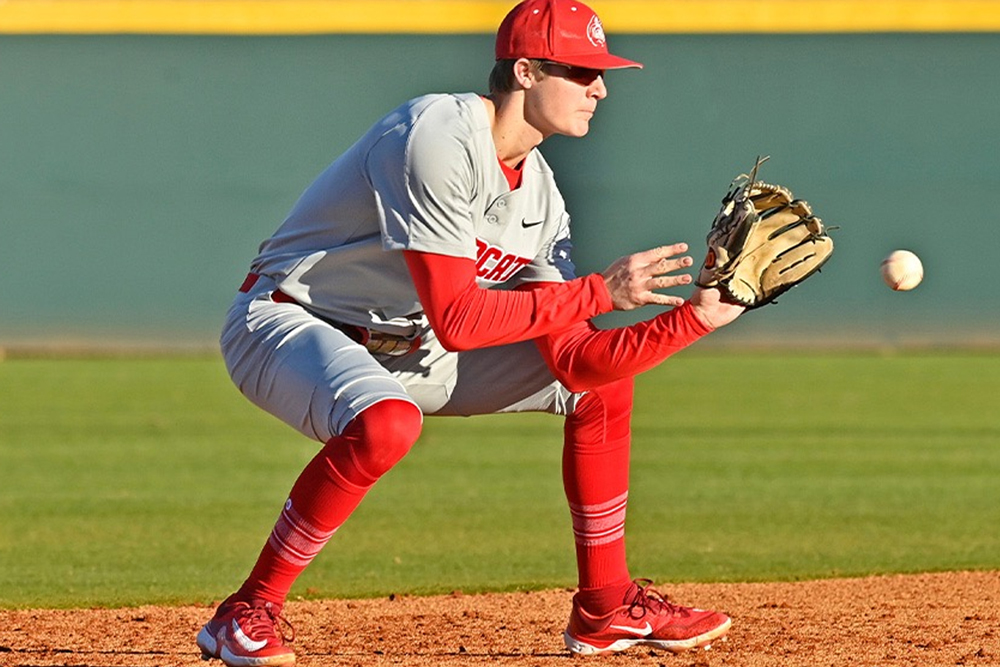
[{"left": 565, "top": 119, "right": 593, "bottom": 137}]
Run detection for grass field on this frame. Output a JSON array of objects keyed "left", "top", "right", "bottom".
[{"left": 1, "top": 352, "right": 998, "bottom": 610}]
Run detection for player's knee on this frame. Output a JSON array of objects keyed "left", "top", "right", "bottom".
[
  {"left": 573, "top": 377, "right": 635, "bottom": 422},
  {"left": 593, "top": 377, "right": 635, "bottom": 416},
  {"left": 343, "top": 399, "right": 423, "bottom": 480}
]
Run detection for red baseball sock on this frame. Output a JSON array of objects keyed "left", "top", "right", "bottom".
[
  {"left": 232, "top": 399, "right": 423, "bottom": 605},
  {"left": 563, "top": 378, "right": 636, "bottom": 615}
]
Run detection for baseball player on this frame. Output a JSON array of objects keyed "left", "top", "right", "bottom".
[{"left": 196, "top": 1, "right": 745, "bottom": 664}]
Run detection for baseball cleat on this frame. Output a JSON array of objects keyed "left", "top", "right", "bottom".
[
  {"left": 563, "top": 579, "right": 731, "bottom": 655},
  {"left": 196, "top": 599, "right": 296, "bottom": 667}
]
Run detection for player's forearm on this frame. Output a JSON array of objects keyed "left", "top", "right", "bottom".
[
  {"left": 537, "top": 301, "right": 712, "bottom": 392},
  {"left": 404, "top": 251, "right": 614, "bottom": 351}
]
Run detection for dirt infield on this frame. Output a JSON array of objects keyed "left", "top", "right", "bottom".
[{"left": 2, "top": 571, "right": 997, "bottom": 667}]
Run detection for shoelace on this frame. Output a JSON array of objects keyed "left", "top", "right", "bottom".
[
  {"left": 242, "top": 601, "right": 296, "bottom": 644},
  {"left": 624, "top": 579, "right": 684, "bottom": 620}
]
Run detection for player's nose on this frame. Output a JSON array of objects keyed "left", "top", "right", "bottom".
[{"left": 589, "top": 75, "right": 608, "bottom": 100}]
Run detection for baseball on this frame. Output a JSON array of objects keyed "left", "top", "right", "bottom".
[{"left": 880, "top": 250, "right": 923, "bottom": 291}]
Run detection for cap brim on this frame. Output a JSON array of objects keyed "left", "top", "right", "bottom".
[{"left": 554, "top": 52, "right": 643, "bottom": 70}]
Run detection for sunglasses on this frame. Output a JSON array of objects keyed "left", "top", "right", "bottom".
[{"left": 540, "top": 61, "right": 605, "bottom": 86}]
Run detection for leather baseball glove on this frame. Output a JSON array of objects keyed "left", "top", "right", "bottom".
[{"left": 696, "top": 156, "right": 834, "bottom": 309}]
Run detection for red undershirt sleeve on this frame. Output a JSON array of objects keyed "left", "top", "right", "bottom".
[
  {"left": 403, "top": 250, "right": 614, "bottom": 351},
  {"left": 527, "top": 283, "right": 714, "bottom": 393}
]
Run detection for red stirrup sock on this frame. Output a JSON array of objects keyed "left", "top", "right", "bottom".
[
  {"left": 233, "top": 399, "right": 422, "bottom": 605},
  {"left": 562, "top": 378, "right": 636, "bottom": 615}
]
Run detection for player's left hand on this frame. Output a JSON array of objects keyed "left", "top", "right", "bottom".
[{"left": 689, "top": 285, "right": 746, "bottom": 330}]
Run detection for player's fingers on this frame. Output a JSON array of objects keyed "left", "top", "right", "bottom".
[
  {"left": 648, "top": 254, "right": 694, "bottom": 277},
  {"left": 631, "top": 242, "right": 689, "bottom": 268},
  {"left": 604, "top": 243, "right": 693, "bottom": 311},
  {"left": 648, "top": 273, "right": 693, "bottom": 291},
  {"left": 644, "top": 293, "right": 686, "bottom": 308}
]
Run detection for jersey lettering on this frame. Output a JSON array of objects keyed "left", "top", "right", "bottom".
[{"left": 475, "top": 238, "right": 532, "bottom": 283}]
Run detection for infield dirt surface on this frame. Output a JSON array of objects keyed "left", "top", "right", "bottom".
[{"left": 2, "top": 571, "right": 997, "bottom": 667}]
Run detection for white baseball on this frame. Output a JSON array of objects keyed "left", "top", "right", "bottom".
[{"left": 880, "top": 250, "right": 923, "bottom": 291}]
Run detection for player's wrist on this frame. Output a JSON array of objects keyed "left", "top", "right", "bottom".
[
  {"left": 685, "top": 298, "right": 717, "bottom": 332},
  {"left": 687, "top": 288, "right": 745, "bottom": 331},
  {"left": 588, "top": 272, "right": 616, "bottom": 313}
]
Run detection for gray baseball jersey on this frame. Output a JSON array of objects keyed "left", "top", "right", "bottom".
[
  {"left": 222, "top": 92, "right": 586, "bottom": 441},
  {"left": 249, "top": 92, "right": 577, "bottom": 337}
]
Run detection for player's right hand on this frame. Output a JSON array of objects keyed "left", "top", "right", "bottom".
[{"left": 602, "top": 243, "right": 694, "bottom": 311}]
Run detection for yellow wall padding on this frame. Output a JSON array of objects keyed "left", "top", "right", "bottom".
[{"left": 3, "top": 1, "right": 1000, "bottom": 35}]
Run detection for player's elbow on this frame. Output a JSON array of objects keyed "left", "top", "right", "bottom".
[
  {"left": 427, "top": 308, "right": 492, "bottom": 352},
  {"left": 430, "top": 325, "right": 477, "bottom": 352},
  {"left": 434, "top": 333, "right": 470, "bottom": 352}
]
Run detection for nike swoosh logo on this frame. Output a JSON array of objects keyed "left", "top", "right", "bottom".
[
  {"left": 609, "top": 622, "right": 652, "bottom": 636},
  {"left": 232, "top": 620, "right": 269, "bottom": 653},
  {"left": 521, "top": 219, "right": 545, "bottom": 228}
]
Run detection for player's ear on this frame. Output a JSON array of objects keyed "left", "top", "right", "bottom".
[{"left": 513, "top": 58, "right": 538, "bottom": 89}]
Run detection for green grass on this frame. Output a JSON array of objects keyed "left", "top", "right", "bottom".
[{"left": 1, "top": 352, "right": 998, "bottom": 609}]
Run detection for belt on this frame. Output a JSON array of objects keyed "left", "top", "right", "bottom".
[{"left": 239, "top": 273, "right": 421, "bottom": 357}]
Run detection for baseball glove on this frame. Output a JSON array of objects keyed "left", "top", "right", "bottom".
[{"left": 696, "top": 156, "right": 834, "bottom": 309}]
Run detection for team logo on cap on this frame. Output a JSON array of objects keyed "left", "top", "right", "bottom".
[{"left": 587, "top": 15, "right": 606, "bottom": 47}]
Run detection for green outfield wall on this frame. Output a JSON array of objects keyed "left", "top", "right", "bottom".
[{"left": 2, "top": 30, "right": 998, "bottom": 350}]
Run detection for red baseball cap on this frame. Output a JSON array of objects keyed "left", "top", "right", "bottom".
[{"left": 495, "top": 0, "right": 643, "bottom": 70}]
